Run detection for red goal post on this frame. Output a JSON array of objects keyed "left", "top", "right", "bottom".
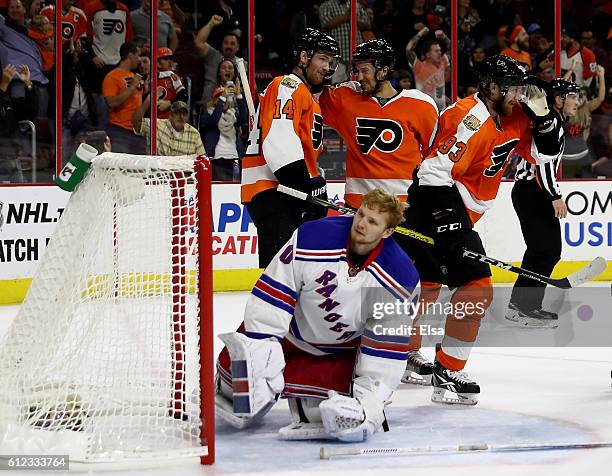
[{"left": 0, "top": 154, "right": 215, "bottom": 468}]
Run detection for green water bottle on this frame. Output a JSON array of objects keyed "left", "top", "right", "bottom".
[{"left": 55, "top": 143, "right": 99, "bottom": 192}]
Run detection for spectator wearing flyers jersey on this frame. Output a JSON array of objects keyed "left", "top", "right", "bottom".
[
  {"left": 40, "top": 0, "right": 87, "bottom": 47},
  {"left": 81, "top": 0, "right": 133, "bottom": 93},
  {"left": 155, "top": 47, "right": 187, "bottom": 119},
  {"left": 560, "top": 24, "right": 598, "bottom": 89}
]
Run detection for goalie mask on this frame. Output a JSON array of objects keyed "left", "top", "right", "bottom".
[
  {"left": 478, "top": 55, "right": 528, "bottom": 102},
  {"left": 292, "top": 28, "right": 340, "bottom": 84}
]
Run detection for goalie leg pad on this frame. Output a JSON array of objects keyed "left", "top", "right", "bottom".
[
  {"left": 215, "top": 382, "right": 276, "bottom": 429},
  {"left": 216, "top": 332, "right": 285, "bottom": 424}
]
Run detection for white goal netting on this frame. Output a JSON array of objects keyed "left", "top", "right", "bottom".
[{"left": 0, "top": 154, "right": 212, "bottom": 465}]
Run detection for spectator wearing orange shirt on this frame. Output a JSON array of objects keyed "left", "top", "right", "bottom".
[
  {"left": 405, "top": 26, "right": 450, "bottom": 111},
  {"left": 102, "top": 41, "right": 146, "bottom": 153},
  {"left": 500, "top": 24, "right": 532, "bottom": 71},
  {"left": 27, "top": 15, "right": 53, "bottom": 74},
  {"left": 40, "top": 0, "right": 88, "bottom": 47}
]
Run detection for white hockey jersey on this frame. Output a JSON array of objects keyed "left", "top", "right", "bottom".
[{"left": 244, "top": 216, "right": 421, "bottom": 398}]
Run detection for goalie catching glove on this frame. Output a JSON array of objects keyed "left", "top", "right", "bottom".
[
  {"left": 215, "top": 333, "right": 285, "bottom": 428},
  {"left": 319, "top": 377, "right": 387, "bottom": 442}
]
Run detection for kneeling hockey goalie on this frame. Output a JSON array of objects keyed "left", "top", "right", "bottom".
[{"left": 216, "top": 189, "right": 420, "bottom": 442}]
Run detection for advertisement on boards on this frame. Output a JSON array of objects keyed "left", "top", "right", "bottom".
[
  {"left": 477, "top": 182, "right": 611, "bottom": 262},
  {"left": 0, "top": 181, "right": 609, "bottom": 282}
]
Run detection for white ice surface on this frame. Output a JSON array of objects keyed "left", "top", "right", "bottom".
[{"left": 1, "top": 286, "right": 611, "bottom": 476}]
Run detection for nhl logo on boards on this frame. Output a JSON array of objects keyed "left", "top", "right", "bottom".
[{"left": 462, "top": 114, "right": 481, "bottom": 132}]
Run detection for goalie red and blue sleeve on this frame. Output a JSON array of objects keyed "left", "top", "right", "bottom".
[
  {"left": 244, "top": 231, "right": 301, "bottom": 340},
  {"left": 355, "top": 238, "right": 421, "bottom": 398}
]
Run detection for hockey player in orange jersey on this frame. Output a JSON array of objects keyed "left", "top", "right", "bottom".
[
  {"left": 241, "top": 29, "right": 340, "bottom": 268},
  {"left": 394, "top": 56, "right": 532, "bottom": 405},
  {"left": 318, "top": 39, "right": 439, "bottom": 209}
]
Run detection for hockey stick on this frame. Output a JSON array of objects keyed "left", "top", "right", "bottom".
[
  {"left": 277, "top": 185, "right": 434, "bottom": 245},
  {"left": 235, "top": 58, "right": 256, "bottom": 127},
  {"left": 461, "top": 250, "right": 607, "bottom": 289},
  {"left": 277, "top": 185, "right": 607, "bottom": 289},
  {"left": 320, "top": 441, "right": 612, "bottom": 459}
]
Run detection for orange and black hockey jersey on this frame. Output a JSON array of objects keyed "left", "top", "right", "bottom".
[
  {"left": 41, "top": 5, "right": 87, "bottom": 43},
  {"left": 319, "top": 83, "right": 439, "bottom": 208},
  {"left": 157, "top": 70, "right": 185, "bottom": 119},
  {"left": 418, "top": 93, "right": 531, "bottom": 224},
  {"left": 241, "top": 74, "right": 324, "bottom": 203}
]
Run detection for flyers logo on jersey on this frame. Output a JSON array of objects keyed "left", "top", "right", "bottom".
[
  {"left": 102, "top": 18, "right": 125, "bottom": 35},
  {"left": 355, "top": 118, "right": 403, "bottom": 154},
  {"left": 61, "top": 22, "right": 75, "bottom": 40},
  {"left": 483, "top": 139, "right": 520, "bottom": 177},
  {"left": 462, "top": 114, "right": 481, "bottom": 132}
]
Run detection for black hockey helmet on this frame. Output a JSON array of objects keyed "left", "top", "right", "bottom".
[
  {"left": 550, "top": 78, "right": 580, "bottom": 98},
  {"left": 478, "top": 55, "right": 528, "bottom": 96},
  {"left": 292, "top": 28, "right": 340, "bottom": 67},
  {"left": 352, "top": 39, "right": 395, "bottom": 72}
]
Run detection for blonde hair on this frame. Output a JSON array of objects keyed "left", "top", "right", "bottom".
[
  {"left": 30, "top": 15, "right": 51, "bottom": 33},
  {"left": 360, "top": 189, "right": 408, "bottom": 229}
]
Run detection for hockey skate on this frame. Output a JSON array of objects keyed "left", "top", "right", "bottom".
[
  {"left": 401, "top": 350, "right": 433, "bottom": 385},
  {"left": 431, "top": 360, "right": 480, "bottom": 405},
  {"left": 505, "top": 302, "right": 559, "bottom": 328}
]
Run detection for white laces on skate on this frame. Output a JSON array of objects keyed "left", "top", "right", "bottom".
[
  {"left": 408, "top": 351, "right": 429, "bottom": 365},
  {"left": 446, "top": 370, "right": 474, "bottom": 384}
]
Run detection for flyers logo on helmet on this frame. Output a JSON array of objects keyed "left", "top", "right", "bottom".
[
  {"left": 355, "top": 118, "right": 403, "bottom": 154},
  {"left": 483, "top": 139, "right": 520, "bottom": 177}
]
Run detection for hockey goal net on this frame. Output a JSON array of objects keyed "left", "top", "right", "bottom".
[{"left": 0, "top": 154, "right": 214, "bottom": 466}]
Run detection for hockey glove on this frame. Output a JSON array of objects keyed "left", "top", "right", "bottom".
[
  {"left": 297, "top": 175, "right": 328, "bottom": 221},
  {"left": 521, "top": 84, "right": 550, "bottom": 119},
  {"left": 319, "top": 379, "right": 386, "bottom": 442},
  {"left": 275, "top": 161, "right": 328, "bottom": 221}
]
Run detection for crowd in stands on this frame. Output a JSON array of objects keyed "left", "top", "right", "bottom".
[{"left": 0, "top": 0, "right": 610, "bottom": 183}]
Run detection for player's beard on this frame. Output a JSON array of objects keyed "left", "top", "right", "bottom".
[
  {"left": 360, "top": 79, "right": 377, "bottom": 96},
  {"left": 493, "top": 97, "right": 514, "bottom": 116}
]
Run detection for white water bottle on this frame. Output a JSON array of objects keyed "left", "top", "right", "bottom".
[{"left": 232, "top": 159, "right": 240, "bottom": 182}]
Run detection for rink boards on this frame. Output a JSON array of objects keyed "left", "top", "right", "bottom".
[{"left": 0, "top": 181, "right": 610, "bottom": 304}]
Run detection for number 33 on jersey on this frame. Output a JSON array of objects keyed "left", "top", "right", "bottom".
[{"left": 241, "top": 74, "right": 324, "bottom": 203}]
